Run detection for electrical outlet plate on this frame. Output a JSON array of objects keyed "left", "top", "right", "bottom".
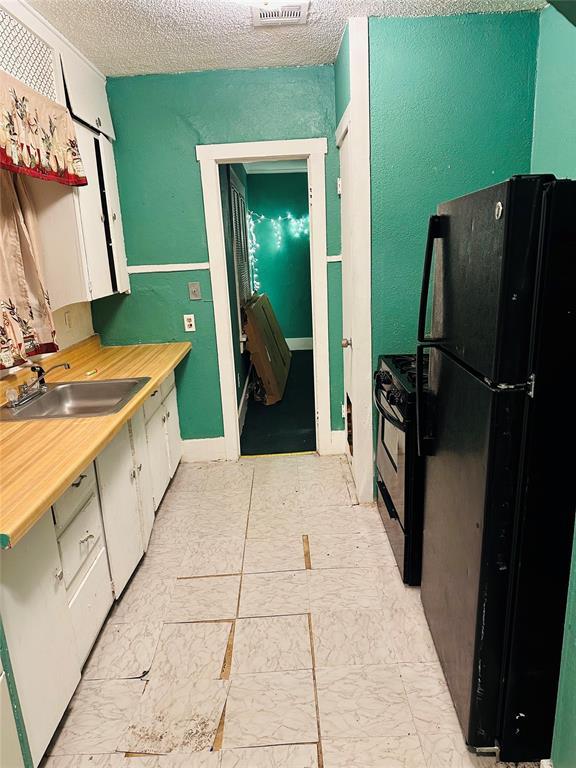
[{"left": 183, "top": 314, "right": 196, "bottom": 332}]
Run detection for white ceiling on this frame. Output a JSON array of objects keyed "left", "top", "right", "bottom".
[{"left": 27, "top": 0, "right": 546, "bottom": 77}]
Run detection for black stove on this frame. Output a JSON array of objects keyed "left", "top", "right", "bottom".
[{"left": 374, "top": 353, "right": 428, "bottom": 585}]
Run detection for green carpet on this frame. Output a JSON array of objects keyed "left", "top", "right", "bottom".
[{"left": 241, "top": 350, "right": 316, "bottom": 455}]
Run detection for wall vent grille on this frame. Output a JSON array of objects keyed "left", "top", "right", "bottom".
[
  {"left": 252, "top": 2, "right": 310, "bottom": 27},
  {"left": 0, "top": 9, "right": 57, "bottom": 100}
]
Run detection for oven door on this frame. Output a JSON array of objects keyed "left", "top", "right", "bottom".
[{"left": 374, "top": 387, "right": 407, "bottom": 529}]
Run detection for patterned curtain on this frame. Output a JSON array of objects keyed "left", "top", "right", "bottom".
[
  {"left": 0, "top": 170, "right": 57, "bottom": 369},
  {"left": 0, "top": 69, "right": 87, "bottom": 186}
]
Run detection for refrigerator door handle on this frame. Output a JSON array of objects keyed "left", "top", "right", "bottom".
[
  {"left": 416, "top": 345, "right": 433, "bottom": 457},
  {"left": 418, "top": 214, "right": 449, "bottom": 344}
]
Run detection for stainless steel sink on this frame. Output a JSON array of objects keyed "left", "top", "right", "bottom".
[{"left": 0, "top": 378, "right": 150, "bottom": 421}]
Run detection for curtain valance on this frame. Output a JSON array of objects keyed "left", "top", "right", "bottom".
[{"left": 0, "top": 69, "right": 87, "bottom": 186}]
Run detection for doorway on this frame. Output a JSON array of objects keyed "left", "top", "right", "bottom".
[
  {"left": 233, "top": 163, "right": 315, "bottom": 455},
  {"left": 196, "top": 139, "right": 331, "bottom": 461}
]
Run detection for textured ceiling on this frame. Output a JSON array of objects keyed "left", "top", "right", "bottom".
[{"left": 27, "top": 0, "right": 546, "bottom": 76}]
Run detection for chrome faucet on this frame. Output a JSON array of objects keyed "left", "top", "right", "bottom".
[{"left": 9, "top": 362, "right": 71, "bottom": 408}]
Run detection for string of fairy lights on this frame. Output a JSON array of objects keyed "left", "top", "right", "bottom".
[{"left": 247, "top": 209, "right": 310, "bottom": 293}]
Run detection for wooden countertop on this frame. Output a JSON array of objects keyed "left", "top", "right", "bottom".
[{"left": 0, "top": 336, "right": 191, "bottom": 549}]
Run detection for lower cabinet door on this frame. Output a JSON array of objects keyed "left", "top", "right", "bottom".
[
  {"left": 96, "top": 424, "right": 144, "bottom": 597},
  {"left": 129, "top": 408, "right": 155, "bottom": 550},
  {"left": 163, "top": 388, "right": 182, "bottom": 477},
  {"left": 68, "top": 547, "right": 113, "bottom": 665},
  {"left": 0, "top": 511, "right": 81, "bottom": 767},
  {"left": 146, "top": 405, "right": 171, "bottom": 511}
]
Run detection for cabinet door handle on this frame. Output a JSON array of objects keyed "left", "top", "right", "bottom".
[
  {"left": 130, "top": 468, "right": 137, "bottom": 480},
  {"left": 112, "top": 213, "right": 117, "bottom": 222},
  {"left": 151, "top": 390, "right": 158, "bottom": 397},
  {"left": 54, "top": 568, "right": 64, "bottom": 582},
  {"left": 72, "top": 474, "right": 87, "bottom": 488},
  {"left": 162, "top": 415, "right": 167, "bottom": 423},
  {"left": 166, "top": 411, "right": 171, "bottom": 419},
  {"left": 79, "top": 532, "right": 95, "bottom": 545},
  {"left": 96, "top": 116, "right": 102, "bottom": 127},
  {"left": 137, "top": 463, "right": 143, "bottom": 472}
]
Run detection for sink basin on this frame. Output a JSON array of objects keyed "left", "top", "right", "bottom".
[{"left": 0, "top": 378, "right": 151, "bottom": 421}]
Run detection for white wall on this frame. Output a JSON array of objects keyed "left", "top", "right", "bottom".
[{"left": 53, "top": 303, "right": 94, "bottom": 350}]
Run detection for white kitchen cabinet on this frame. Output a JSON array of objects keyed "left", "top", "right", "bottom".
[
  {"left": 24, "top": 176, "right": 90, "bottom": 311},
  {"left": 68, "top": 547, "right": 113, "bottom": 665},
  {"left": 100, "top": 135, "right": 130, "bottom": 294},
  {"left": 164, "top": 386, "right": 182, "bottom": 476},
  {"left": 60, "top": 48, "right": 115, "bottom": 138},
  {"left": 95, "top": 424, "right": 144, "bottom": 597},
  {"left": 0, "top": 511, "right": 81, "bottom": 767},
  {"left": 129, "top": 408, "right": 156, "bottom": 550},
  {"left": 0, "top": 671, "right": 25, "bottom": 768},
  {"left": 74, "top": 121, "right": 116, "bottom": 300},
  {"left": 146, "top": 404, "right": 172, "bottom": 511}
]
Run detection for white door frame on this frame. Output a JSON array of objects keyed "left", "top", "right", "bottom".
[
  {"left": 196, "top": 138, "right": 331, "bottom": 461},
  {"left": 335, "top": 17, "right": 373, "bottom": 502}
]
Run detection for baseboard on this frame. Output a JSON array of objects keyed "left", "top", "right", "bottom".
[
  {"left": 287, "top": 337, "right": 313, "bottom": 351},
  {"left": 181, "top": 437, "right": 227, "bottom": 462},
  {"left": 321, "top": 429, "right": 347, "bottom": 455},
  {"left": 238, "top": 366, "right": 252, "bottom": 436}
]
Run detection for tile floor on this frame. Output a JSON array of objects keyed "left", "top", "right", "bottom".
[{"left": 44, "top": 454, "right": 538, "bottom": 768}]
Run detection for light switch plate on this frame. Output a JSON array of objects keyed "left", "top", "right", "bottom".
[
  {"left": 183, "top": 314, "right": 196, "bottom": 332},
  {"left": 188, "top": 281, "right": 202, "bottom": 300}
]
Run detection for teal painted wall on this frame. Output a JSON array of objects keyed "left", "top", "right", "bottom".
[
  {"left": 553, "top": 524, "right": 576, "bottom": 768},
  {"left": 247, "top": 172, "right": 312, "bottom": 339},
  {"left": 531, "top": 6, "right": 576, "bottom": 178},
  {"left": 92, "top": 271, "right": 223, "bottom": 438},
  {"left": 334, "top": 25, "right": 350, "bottom": 125},
  {"left": 369, "top": 13, "right": 539, "bottom": 367},
  {"left": 328, "top": 261, "right": 344, "bottom": 431},
  {"left": 93, "top": 65, "right": 341, "bottom": 439},
  {"left": 532, "top": 8, "right": 576, "bottom": 767}
]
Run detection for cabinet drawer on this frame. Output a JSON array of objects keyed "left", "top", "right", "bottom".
[
  {"left": 160, "top": 371, "right": 175, "bottom": 401},
  {"left": 53, "top": 464, "right": 96, "bottom": 534},
  {"left": 69, "top": 548, "right": 113, "bottom": 665},
  {"left": 58, "top": 492, "right": 103, "bottom": 590},
  {"left": 143, "top": 387, "right": 162, "bottom": 422}
]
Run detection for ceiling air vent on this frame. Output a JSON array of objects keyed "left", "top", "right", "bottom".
[{"left": 251, "top": 2, "right": 310, "bottom": 27}]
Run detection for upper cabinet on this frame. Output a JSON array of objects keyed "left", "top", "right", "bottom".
[
  {"left": 60, "top": 49, "right": 115, "bottom": 139},
  {"left": 74, "top": 122, "right": 118, "bottom": 300},
  {"left": 2, "top": 3, "right": 128, "bottom": 308}
]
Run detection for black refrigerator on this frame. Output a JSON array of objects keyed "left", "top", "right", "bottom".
[{"left": 416, "top": 175, "right": 576, "bottom": 762}]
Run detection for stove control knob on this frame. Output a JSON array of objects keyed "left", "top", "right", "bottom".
[
  {"left": 388, "top": 388, "right": 405, "bottom": 407},
  {"left": 376, "top": 371, "right": 392, "bottom": 387}
]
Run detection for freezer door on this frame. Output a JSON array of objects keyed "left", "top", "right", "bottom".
[
  {"left": 421, "top": 349, "right": 526, "bottom": 749},
  {"left": 431, "top": 176, "right": 551, "bottom": 383}
]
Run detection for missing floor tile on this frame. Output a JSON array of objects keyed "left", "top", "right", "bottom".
[
  {"left": 220, "top": 622, "right": 236, "bottom": 680},
  {"left": 303, "top": 535, "right": 312, "bottom": 569},
  {"left": 307, "top": 613, "right": 324, "bottom": 768},
  {"left": 212, "top": 702, "right": 227, "bottom": 751}
]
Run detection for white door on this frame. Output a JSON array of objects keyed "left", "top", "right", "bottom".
[
  {"left": 0, "top": 512, "right": 81, "bottom": 767},
  {"left": 95, "top": 424, "right": 143, "bottom": 596},
  {"left": 146, "top": 406, "right": 171, "bottom": 511},
  {"left": 130, "top": 409, "right": 155, "bottom": 550},
  {"left": 339, "top": 127, "right": 354, "bottom": 461},
  {"left": 74, "top": 122, "right": 114, "bottom": 300},
  {"left": 163, "top": 388, "right": 182, "bottom": 477}
]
